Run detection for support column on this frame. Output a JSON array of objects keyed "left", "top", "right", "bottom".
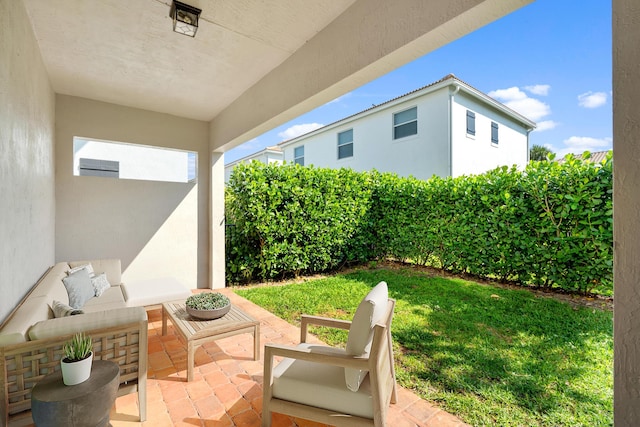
[
  {"left": 209, "top": 151, "right": 226, "bottom": 289},
  {"left": 613, "top": 0, "right": 640, "bottom": 424}
]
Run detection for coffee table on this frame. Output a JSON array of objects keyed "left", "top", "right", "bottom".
[{"left": 162, "top": 299, "right": 260, "bottom": 381}]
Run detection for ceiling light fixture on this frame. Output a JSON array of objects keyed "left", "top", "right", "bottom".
[{"left": 170, "top": 1, "right": 201, "bottom": 37}]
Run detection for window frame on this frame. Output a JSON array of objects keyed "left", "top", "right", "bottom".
[
  {"left": 337, "top": 129, "right": 354, "bottom": 160},
  {"left": 392, "top": 106, "right": 418, "bottom": 140},
  {"left": 491, "top": 121, "right": 499, "bottom": 145},
  {"left": 293, "top": 145, "right": 305, "bottom": 166},
  {"left": 466, "top": 110, "right": 476, "bottom": 137},
  {"left": 73, "top": 136, "right": 197, "bottom": 183}
]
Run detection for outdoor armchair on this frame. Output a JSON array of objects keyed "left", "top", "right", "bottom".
[{"left": 262, "top": 281, "right": 397, "bottom": 427}]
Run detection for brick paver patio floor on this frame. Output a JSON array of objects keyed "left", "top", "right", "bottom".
[{"left": 16, "top": 289, "right": 470, "bottom": 427}]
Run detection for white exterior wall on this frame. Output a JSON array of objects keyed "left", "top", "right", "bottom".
[
  {"left": 225, "top": 150, "right": 283, "bottom": 182},
  {"left": 56, "top": 95, "right": 210, "bottom": 290},
  {"left": 451, "top": 92, "right": 529, "bottom": 177},
  {"left": 74, "top": 139, "right": 191, "bottom": 183},
  {"left": 283, "top": 88, "right": 451, "bottom": 180},
  {"left": 281, "top": 85, "right": 529, "bottom": 180},
  {"left": 0, "top": 0, "right": 56, "bottom": 323}
]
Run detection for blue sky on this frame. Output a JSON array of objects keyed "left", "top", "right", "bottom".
[{"left": 226, "top": 0, "right": 611, "bottom": 164}]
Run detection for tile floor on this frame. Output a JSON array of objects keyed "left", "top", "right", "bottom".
[{"left": 17, "top": 290, "right": 470, "bottom": 427}]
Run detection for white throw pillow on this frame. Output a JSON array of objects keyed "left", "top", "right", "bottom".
[
  {"left": 344, "top": 281, "right": 388, "bottom": 392},
  {"left": 68, "top": 263, "right": 94, "bottom": 277},
  {"left": 62, "top": 268, "right": 95, "bottom": 309},
  {"left": 91, "top": 273, "right": 111, "bottom": 297},
  {"left": 50, "top": 300, "right": 84, "bottom": 318}
]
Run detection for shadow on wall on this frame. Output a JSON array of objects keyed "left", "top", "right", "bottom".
[{"left": 55, "top": 176, "right": 201, "bottom": 289}]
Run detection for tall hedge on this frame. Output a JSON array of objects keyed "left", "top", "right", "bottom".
[
  {"left": 226, "top": 163, "right": 373, "bottom": 281},
  {"left": 226, "top": 153, "right": 613, "bottom": 294}
]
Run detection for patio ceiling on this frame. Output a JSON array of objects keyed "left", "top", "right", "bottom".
[{"left": 21, "top": 0, "right": 357, "bottom": 122}]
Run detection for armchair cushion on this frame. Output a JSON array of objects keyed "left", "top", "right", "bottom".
[
  {"left": 344, "top": 281, "right": 388, "bottom": 391},
  {"left": 272, "top": 344, "right": 375, "bottom": 419}
]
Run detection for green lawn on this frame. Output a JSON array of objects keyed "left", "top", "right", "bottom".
[{"left": 234, "top": 267, "right": 613, "bottom": 427}]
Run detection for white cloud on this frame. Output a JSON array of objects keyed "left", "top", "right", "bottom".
[
  {"left": 489, "top": 87, "right": 527, "bottom": 102},
  {"left": 556, "top": 136, "right": 613, "bottom": 157},
  {"left": 488, "top": 86, "right": 551, "bottom": 122},
  {"left": 534, "top": 120, "right": 558, "bottom": 132},
  {"left": 278, "top": 123, "right": 324, "bottom": 140},
  {"left": 326, "top": 92, "right": 352, "bottom": 105},
  {"left": 524, "top": 85, "right": 551, "bottom": 96},
  {"left": 237, "top": 138, "right": 261, "bottom": 151},
  {"left": 578, "top": 91, "right": 607, "bottom": 108}
]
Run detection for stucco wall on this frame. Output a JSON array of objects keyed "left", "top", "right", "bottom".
[
  {"left": 0, "top": 1, "right": 56, "bottom": 323},
  {"left": 280, "top": 86, "right": 528, "bottom": 180},
  {"left": 282, "top": 88, "right": 451, "bottom": 180},
  {"left": 55, "top": 96, "right": 209, "bottom": 289},
  {"left": 451, "top": 91, "right": 529, "bottom": 177}
]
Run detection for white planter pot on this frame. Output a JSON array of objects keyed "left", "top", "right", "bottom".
[{"left": 60, "top": 352, "right": 93, "bottom": 386}]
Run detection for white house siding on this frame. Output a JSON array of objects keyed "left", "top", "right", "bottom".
[
  {"left": 224, "top": 149, "right": 283, "bottom": 182},
  {"left": 280, "top": 78, "right": 532, "bottom": 181},
  {"left": 283, "top": 87, "right": 451, "bottom": 181},
  {"left": 451, "top": 91, "right": 529, "bottom": 177}
]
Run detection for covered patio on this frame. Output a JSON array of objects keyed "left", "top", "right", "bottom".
[
  {"left": 2, "top": 0, "right": 640, "bottom": 425},
  {"left": 9, "top": 290, "right": 468, "bottom": 426}
]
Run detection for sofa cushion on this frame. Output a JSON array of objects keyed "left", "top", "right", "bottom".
[
  {"left": 122, "top": 277, "right": 191, "bottom": 307},
  {"left": 91, "top": 273, "right": 111, "bottom": 297},
  {"left": 344, "top": 281, "right": 388, "bottom": 392},
  {"left": 50, "top": 300, "right": 84, "bottom": 317},
  {"left": 30, "top": 262, "right": 71, "bottom": 306},
  {"left": 68, "top": 264, "right": 94, "bottom": 277},
  {"left": 272, "top": 343, "right": 374, "bottom": 419},
  {"left": 0, "top": 295, "right": 52, "bottom": 344},
  {"left": 28, "top": 306, "right": 147, "bottom": 341},
  {"left": 62, "top": 269, "right": 95, "bottom": 309},
  {"left": 69, "top": 259, "right": 121, "bottom": 286},
  {"left": 82, "top": 286, "right": 127, "bottom": 312}
]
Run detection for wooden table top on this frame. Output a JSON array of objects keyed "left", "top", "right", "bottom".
[{"left": 162, "top": 300, "right": 259, "bottom": 341}]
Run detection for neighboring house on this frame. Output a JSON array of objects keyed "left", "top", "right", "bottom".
[
  {"left": 557, "top": 150, "right": 611, "bottom": 164},
  {"left": 224, "top": 146, "right": 283, "bottom": 182},
  {"left": 278, "top": 74, "right": 536, "bottom": 180}
]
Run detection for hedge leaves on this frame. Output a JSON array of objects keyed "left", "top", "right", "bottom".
[{"left": 226, "top": 152, "right": 612, "bottom": 294}]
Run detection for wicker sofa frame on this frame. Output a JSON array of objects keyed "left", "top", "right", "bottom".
[{"left": 0, "top": 319, "right": 147, "bottom": 425}]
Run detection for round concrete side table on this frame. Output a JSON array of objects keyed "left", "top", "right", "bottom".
[{"left": 31, "top": 359, "right": 120, "bottom": 427}]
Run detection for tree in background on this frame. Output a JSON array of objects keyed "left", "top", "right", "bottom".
[{"left": 530, "top": 144, "right": 554, "bottom": 161}]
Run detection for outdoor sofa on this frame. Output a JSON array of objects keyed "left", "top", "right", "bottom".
[{"left": 0, "top": 258, "right": 191, "bottom": 424}]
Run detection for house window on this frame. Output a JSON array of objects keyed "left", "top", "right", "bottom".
[
  {"left": 393, "top": 107, "right": 417, "bottom": 139},
  {"left": 337, "top": 129, "right": 354, "bottom": 159},
  {"left": 294, "top": 146, "right": 304, "bottom": 166},
  {"left": 73, "top": 137, "right": 197, "bottom": 183},
  {"left": 491, "top": 122, "right": 499, "bottom": 144},
  {"left": 466, "top": 110, "right": 476, "bottom": 136}
]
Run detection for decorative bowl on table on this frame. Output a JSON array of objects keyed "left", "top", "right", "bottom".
[{"left": 185, "top": 292, "right": 231, "bottom": 320}]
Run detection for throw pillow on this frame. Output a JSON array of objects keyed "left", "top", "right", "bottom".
[
  {"left": 91, "top": 273, "right": 111, "bottom": 297},
  {"left": 62, "top": 268, "right": 95, "bottom": 309},
  {"left": 68, "top": 263, "right": 94, "bottom": 277},
  {"left": 51, "top": 300, "right": 84, "bottom": 318},
  {"left": 344, "top": 281, "right": 389, "bottom": 392}
]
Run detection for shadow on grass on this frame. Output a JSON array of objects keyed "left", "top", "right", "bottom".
[{"left": 344, "top": 268, "right": 613, "bottom": 425}]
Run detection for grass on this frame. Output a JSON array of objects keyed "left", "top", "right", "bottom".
[{"left": 234, "top": 266, "right": 613, "bottom": 427}]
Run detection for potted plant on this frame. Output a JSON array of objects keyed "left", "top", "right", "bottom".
[
  {"left": 185, "top": 292, "right": 231, "bottom": 320},
  {"left": 60, "top": 332, "right": 93, "bottom": 385}
]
